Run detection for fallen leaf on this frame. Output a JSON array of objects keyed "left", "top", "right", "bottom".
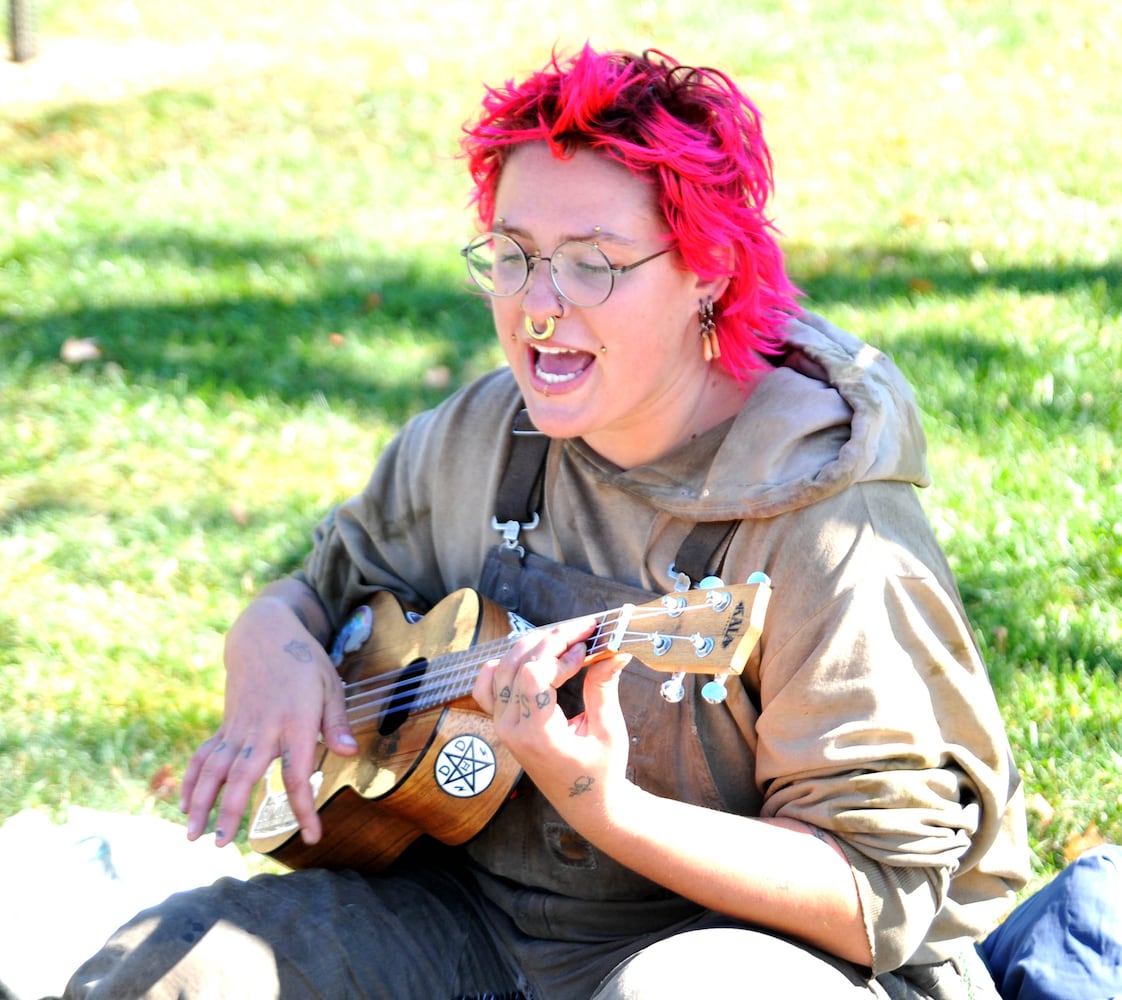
[
  {"left": 908, "top": 278, "right": 936, "bottom": 294},
  {"left": 992, "top": 625, "right": 1008, "bottom": 655},
  {"left": 1026, "top": 792, "right": 1055, "bottom": 828},
  {"left": 60, "top": 337, "right": 102, "bottom": 363},
  {"left": 423, "top": 365, "right": 451, "bottom": 390},
  {"left": 149, "top": 763, "right": 179, "bottom": 800},
  {"left": 1064, "top": 823, "right": 1107, "bottom": 863}
]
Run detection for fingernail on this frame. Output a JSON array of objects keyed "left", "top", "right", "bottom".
[{"left": 339, "top": 734, "right": 357, "bottom": 748}]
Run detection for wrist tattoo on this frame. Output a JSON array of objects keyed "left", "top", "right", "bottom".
[
  {"left": 284, "top": 638, "right": 314, "bottom": 663},
  {"left": 569, "top": 775, "right": 595, "bottom": 797}
]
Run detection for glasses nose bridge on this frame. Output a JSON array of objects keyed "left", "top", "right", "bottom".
[{"left": 522, "top": 248, "right": 563, "bottom": 302}]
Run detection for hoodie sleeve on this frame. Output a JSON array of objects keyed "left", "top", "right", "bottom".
[
  {"left": 743, "top": 482, "right": 1027, "bottom": 972},
  {"left": 295, "top": 370, "right": 525, "bottom": 630}
]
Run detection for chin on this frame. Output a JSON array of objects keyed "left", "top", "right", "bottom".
[{"left": 520, "top": 397, "right": 590, "bottom": 441}]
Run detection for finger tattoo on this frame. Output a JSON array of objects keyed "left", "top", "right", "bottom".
[
  {"left": 518, "top": 694, "right": 532, "bottom": 719},
  {"left": 534, "top": 691, "right": 551, "bottom": 710},
  {"left": 499, "top": 685, "right": 512, "bottom": 704}
]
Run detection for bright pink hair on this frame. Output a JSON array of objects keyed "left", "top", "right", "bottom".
[{"left": 460, "top": 44, "right": 802, "bottom": 377}]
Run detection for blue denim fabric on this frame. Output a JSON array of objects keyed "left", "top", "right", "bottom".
[{"left": 981, "top": 846, "right": 1122, "bottom": 1000}]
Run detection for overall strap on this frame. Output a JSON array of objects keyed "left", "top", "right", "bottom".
[
  {"left": 671, "top": 519, "right": 740, "bottom": 588},
  {"left": 486, "top": 407, "right": 549, "bottom": 610},
  {"left": 493, "top": 408, "right": 549, "bottom": 525}
]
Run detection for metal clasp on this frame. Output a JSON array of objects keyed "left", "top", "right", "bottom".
[{"left": 491, "top": 512, "right": 539, "bottom": 556}]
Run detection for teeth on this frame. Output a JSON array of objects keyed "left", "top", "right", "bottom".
[
  {"left": 534, "top": 347, "right": 583, "bottom": 385},
  {"left": 537, "top": 368, "right": 579, "bottom": 385},
  {"left": 536, "top": 365, "right": 580, "bottom": 385}
]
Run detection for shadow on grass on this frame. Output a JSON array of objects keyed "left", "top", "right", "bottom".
[
  {"left": 1, "top": 231, "right": 500, "bottom": 423},
  {"left": 785, "top": 242, "right": 1122, "bottom": 311},
  {"left": 783, "top": 245, "right": 1122, "bottom": 439},
  {"left": 3, "top": 229, "right": 1119, "bottom": 418}
]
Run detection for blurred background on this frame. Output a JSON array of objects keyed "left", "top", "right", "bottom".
[{"left": 2, "top": 0, "right": 1120, "bottom": 894}]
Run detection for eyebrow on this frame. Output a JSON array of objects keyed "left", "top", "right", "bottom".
[{"left": 493, "top": 222, "right": 639, "bottom": 248}]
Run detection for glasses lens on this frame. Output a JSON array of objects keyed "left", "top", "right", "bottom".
[
  {"left": 551, "top": 242, "right": 613, "bottom": 307},
  {"left": 465, "top": 233, "right": 527, "bottom": 297}
]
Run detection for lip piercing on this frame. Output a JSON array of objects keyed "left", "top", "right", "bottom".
[{"left": 525, "top": 315, "right": 555, "bottom": 341}]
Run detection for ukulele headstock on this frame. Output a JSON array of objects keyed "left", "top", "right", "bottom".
[{"left": 592, "top": 573, "right": 771, "bottom": 703}]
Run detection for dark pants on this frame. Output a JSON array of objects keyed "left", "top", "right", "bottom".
[{"left": 60, "top": 858, "right": 994, "bottom": 1000}]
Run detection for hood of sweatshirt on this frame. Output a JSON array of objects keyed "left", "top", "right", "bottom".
[{"left": 569, "top": 311, "right": 931, "bottom": 521}]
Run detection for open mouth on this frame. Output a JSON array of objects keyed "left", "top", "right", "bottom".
[{"left": 533, "top": 345, "right": 596, "bottom": 385}]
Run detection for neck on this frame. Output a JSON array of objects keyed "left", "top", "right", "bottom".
[{"left": 587, "top": 367, "right": 758, "bottom": 469}]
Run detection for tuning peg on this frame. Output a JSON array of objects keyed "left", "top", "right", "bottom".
[
  {"left": 701, "top": 674, "right": 730, "bottom": 705},
  {"left": 660, "top": 672, "right": 687, "bottom": 703},
  {"left": 660, "top": 593, "right": 688, "bottom": 618},
  {"left": 691, "top": 633, "right": 715, "bottom": 657},
  {"left": 698, "top": 575, "right": 725, "bottom": 589}
]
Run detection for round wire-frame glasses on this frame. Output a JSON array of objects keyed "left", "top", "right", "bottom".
[{"left": 461, "top": 231, "right": 672, "bottom": 308}]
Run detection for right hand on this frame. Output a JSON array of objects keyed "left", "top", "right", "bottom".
[{"left": 181, "top": 584, "right": 358, "bottom": 848}]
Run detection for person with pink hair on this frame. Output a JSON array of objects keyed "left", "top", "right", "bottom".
[{"left": 60, "top": 45, "right": 1030, "bottom": 999}]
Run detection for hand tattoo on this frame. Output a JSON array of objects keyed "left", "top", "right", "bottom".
[{"left": 284, "top": 638, "right": 314, "bottom": 663}]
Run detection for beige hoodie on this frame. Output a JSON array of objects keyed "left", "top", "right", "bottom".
[{"left": 298, "top": 311, "right": 1029, "bottom": 974}]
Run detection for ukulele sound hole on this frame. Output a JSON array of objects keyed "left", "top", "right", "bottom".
[{"left": 378, "top": 658, "right": 429, "bottom": 736}]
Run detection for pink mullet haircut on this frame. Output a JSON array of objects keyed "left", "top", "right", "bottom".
[{"left": 460, "top": 44, "right": 802, "bottom": 377}]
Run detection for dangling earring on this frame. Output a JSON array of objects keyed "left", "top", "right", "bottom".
[{"left": 699, "top": 298, "right": 720, "bottom": 362}]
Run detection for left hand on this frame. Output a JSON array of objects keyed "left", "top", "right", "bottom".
[{"left": 472, "top": 616, "right": 633, "bottom": 826}]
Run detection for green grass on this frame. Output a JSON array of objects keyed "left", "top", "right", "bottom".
[{"left": 3, "top": 0, "right": 1120, "bottom": 888}]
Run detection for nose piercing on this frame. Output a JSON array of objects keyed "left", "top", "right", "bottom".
[{"left": 525, "top": 315, "right": 555, "bottom": 341}]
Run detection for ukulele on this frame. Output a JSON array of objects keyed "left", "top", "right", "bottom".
[{"left": 248, "top": 575, "right": 771, "bottom": 873}]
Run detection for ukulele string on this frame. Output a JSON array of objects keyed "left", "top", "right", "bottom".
[{"left": 337, "top": 602, "right": 709, "bottom": 727}]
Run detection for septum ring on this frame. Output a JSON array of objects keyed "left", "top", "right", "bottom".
[{"left": 524, "top": 315, "right": 555, "bottom": 341}]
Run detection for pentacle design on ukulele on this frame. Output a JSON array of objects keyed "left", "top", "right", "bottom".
[{"left": 434, "top": 735, "right": 497, "bottom": 798}]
